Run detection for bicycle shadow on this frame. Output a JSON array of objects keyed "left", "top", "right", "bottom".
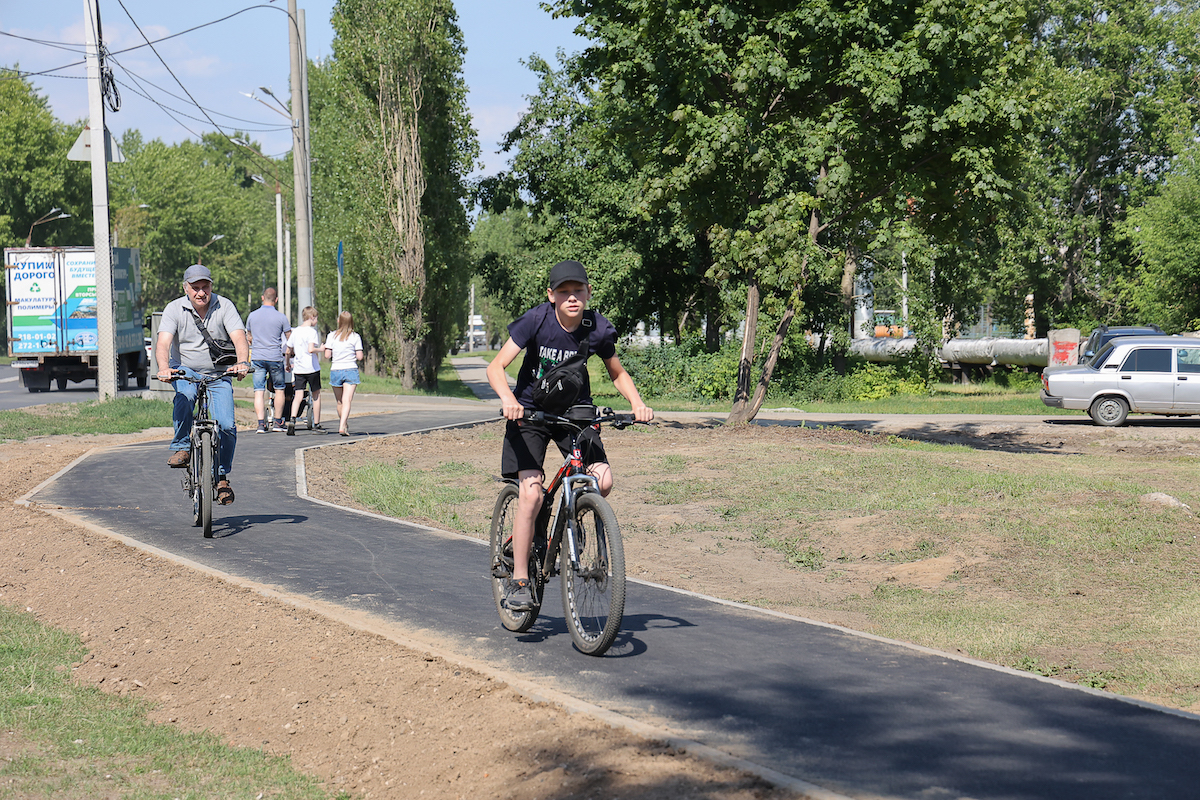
[
  {"left": 209, "top": 513, "right": 309, "bottom": 538},
  {"left": 515, "top": 612, "right": 694, "bottom": 659}
]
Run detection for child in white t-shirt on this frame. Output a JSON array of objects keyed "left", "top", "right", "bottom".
[
  {"left": 284, "top": 306, "right": 324, "bottom": 434},
  {"left": 322, "top": 311, "right": 365, "bottom": 436}
]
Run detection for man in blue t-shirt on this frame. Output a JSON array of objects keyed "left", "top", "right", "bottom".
[
  {"left": 486, "top": 260, "right": 653, "bottom": 611},
  {"left": 246, "top": 288, "right": 292, "bottom": 433}
]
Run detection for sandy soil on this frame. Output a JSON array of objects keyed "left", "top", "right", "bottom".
[
  {"left": 0, "top": 418, "right": 796, "bottom": 800},
  {"left": 4, "top": 408, "right": 1198, "bottom": 798}
]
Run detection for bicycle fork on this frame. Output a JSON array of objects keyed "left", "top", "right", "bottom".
[{"left": 557, "top": 473, "right": 600, "bottom": 574}]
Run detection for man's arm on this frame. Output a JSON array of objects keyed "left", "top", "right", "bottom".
[
  {"left": 155, "top": 331, "right": 174, "bottom": 382},
  {"left": 603, "top": 354, "right": 654, "bottom": 422},
  {"left": 229, "top": 329, "right": 250, "bottom": 378},
  {"left": 487, "top": 339, "right": 524, "bottom": 420}
]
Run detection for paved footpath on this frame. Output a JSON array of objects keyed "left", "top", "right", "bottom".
[{"left": 26, "top": 394, "right": 1200, "bottom": 800}]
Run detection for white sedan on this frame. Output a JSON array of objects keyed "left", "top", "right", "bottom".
[{"left": 1040, "top": 335, "right": 1200, "bottom": 426}]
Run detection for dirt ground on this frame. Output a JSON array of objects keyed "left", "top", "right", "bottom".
[{"left": 3, "top": 409, "right": 1198, "bottom": 799}]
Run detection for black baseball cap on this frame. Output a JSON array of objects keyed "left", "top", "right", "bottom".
[{"left": 548, "top": 260, "right": 589, "bottom": 289}]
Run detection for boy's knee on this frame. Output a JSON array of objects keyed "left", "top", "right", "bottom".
[{"left": 589, "top": 463, "right": 613, "bottom": 496}]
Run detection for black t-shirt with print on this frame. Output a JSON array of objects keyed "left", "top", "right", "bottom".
[{"left": 507, "top": 302, "right": 617, "bottom": 408}]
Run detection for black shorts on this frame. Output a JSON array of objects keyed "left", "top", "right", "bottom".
[
  {"left": 501, "top": 418, "right": 608, "bottom": 478},
  {"left": 294, "top": 371, "right": 322, "bottom": 392}
]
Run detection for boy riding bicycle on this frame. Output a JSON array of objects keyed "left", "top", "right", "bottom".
[{"left": 486, "top": 260, "right": 653, "bottom": 611}]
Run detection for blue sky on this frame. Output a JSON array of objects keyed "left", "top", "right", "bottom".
[{"left": 2, "top": 1, "right": 586, "bottom": 175}]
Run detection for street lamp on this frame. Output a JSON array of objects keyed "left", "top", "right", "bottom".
[
  {"left": 248, "top": 79, "right": 313, "bottom": 311},
  {"left": 232, "top": 136, "right": 288, "bottom": 317},
  {"left": 26, "top": 208, "right": 72, "bottom": 247},
  {"left": 196, "top": 234, "right": 224, "bottom": 264}
]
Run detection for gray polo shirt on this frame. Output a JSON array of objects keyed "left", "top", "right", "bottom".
[
  {"left": 246, "top": 304, "right": 292, "bottom": 362},
  {"left": 159, "top": 294, "right": 245, "bottom": 371}
]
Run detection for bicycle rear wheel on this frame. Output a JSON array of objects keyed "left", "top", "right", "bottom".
[
  {"left": 561, "top": 492, "right": 625, "bottom": 656},
  {"left": 197, "top": 431, "right": 214, "bottom": 538},
  {"left": 489, "top": 484, "right": 540, "bottom": 632}
]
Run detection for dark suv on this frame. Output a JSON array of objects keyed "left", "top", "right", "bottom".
[{"left": 1080, "top": 325, "right": 1164, "bottom": 365}]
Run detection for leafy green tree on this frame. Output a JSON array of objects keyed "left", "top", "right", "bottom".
[
  {"left": 550, "top": 0, "right": 1036, "bottom": 422},
  {"left": 0, "top": 72, "right": 91, "bottom": 250},
  {"left": 315, "top": 0, "right": 477, "bottom": 388},
  {"left": 990, "top": 0, "right": 1200, "bottom": 333},
  {"left": 1125, "top": 146, "right": 1200, "bottom": 332},
  {"left": 109, "top": 132, "right": 281, "bottom": 314},
  {"left": 483, "top": 55, "right": 728, "bottom": 347}
]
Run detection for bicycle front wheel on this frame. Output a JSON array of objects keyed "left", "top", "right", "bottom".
[
  {"left": 561, "top": 492, "right": 625, "bottom": 656},
  {"left": 489, "top": 484, "right": 540, "bottom": 632},
  {"left": 197, "top": 430, "right": 214, "bottom": 538}
]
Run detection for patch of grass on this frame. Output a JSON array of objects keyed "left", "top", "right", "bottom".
[
  {"left": 0, "top": 397, "right": 172, "bottom": 442},
  {"left": 658, "top": 454, "right": 687, "bottom": 474},
  {"left": 0, "top": 604, "right": 346, "bottom": 799},
  {"left": 345, "top": 459, "right": 481, "bottom": 533},
  {"left": 643, "top": 479, "right": 717, "bottom": 505},
  {"left": 878, "top": 539, "right": 942, "bottom": 563},
  {"left": 755, "top": 533, "right": 825, "bottom": 570}
]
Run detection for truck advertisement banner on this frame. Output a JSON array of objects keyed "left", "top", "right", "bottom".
[{"left": 6, "top": 247, "right": 142, "bottom": 356}]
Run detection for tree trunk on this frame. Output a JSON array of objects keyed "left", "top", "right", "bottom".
[
  {"left": 378, "top": 59, "right": 427, "bottom": 389},
  {"left": 726, "top": 279, "right": 760, "bottom": 425},
  {"left": 726, "top": 191, "right": 822, "bottom": 425}
]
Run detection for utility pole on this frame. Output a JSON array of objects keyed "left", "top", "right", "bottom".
[
  {"left": 300, "top": 9, "right": 315, "bottom": 313},
  {"left": 84, "top": 0, "right": 117, "bottom": 400},
  {"left": 288, "top": 0, "right": 314, "bottom": 310}
]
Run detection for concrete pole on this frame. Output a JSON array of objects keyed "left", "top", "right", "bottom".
[
  {"left": 84, "top": 0, "right": 117, "bottom": 400},
  {"left": 275, "top": 189, "right": 284, "bottom": 312},
  {"left": 285, "top": 222, "right": 293, "bottom": 320},
  {"left": 300, "top": 9, "right": 316, "bottom": 311},
  {"left": 288, "top": 0, "right": 313, "bottom": 310}
]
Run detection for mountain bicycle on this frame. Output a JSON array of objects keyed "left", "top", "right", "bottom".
[
  {"left": 489, "top": 406, "right": 645, "bottom": 656},
  {"left": 158, "top": 369, "right": 227, "bottom": 538}
]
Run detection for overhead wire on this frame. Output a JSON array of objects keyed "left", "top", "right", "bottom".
[{"left": 110, "top": 1, "right": 296, "bottom": 185}]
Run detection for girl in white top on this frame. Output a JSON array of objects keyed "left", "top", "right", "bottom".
[{"left": 323, "top": 311, "right": 365, "bottom": 436}]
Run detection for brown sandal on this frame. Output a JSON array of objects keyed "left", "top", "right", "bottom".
[{"left": 216, "top": 479, "right": 235, "bottom": 505}]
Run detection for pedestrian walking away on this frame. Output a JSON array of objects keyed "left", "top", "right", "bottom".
[
  {"left": 323, "top": 311, "right": 365, "bottom": 437},
  {"left": 154, "top": 264, "right": 249, "bottom": 505},
  {"left": 486, "top": 259, "right": 653, "bottom": 613},
  {"left": 285, "top": 305, "right": 325, "bottom": 434},
  {"left": 246, "top": 288, "right": 292, "bottom": 433}
]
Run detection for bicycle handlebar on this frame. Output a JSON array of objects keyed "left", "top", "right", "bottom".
[
  {"left": 506, "top": 406, "right": 650, "bottom": 430},
  {"left": 155, "top": 369, "right": 234, "bottom": 384}
]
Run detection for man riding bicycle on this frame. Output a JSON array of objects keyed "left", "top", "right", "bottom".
[
  {"left": 154, "top": 264, "right": 250, "bottom": 505},
  {"left": 486, "top": 260, "right": 653, "bottom": 612}
]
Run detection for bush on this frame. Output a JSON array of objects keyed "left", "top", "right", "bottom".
[{"left": 621, "top": 337, "right": 927, "bottom": 403}]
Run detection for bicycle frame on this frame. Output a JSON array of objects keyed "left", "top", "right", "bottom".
[{"left": 538, "top": 438, "right": 601, "bottom": 577}]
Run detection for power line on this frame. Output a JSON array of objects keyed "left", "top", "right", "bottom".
[
  {"left": 108, "top": 57, "right": 291, "bottom": 130},
  {"left": 112, "top": 0, "right": 297, "bottom": 186}
]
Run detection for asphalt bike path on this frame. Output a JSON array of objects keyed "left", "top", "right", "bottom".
[{"left": 28, "top": 400, "right": 1200, "bottom": 800}]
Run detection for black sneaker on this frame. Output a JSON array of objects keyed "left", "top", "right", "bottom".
[
  {"left": 255, "top": 421, "right": 268, "bottom": 434},
  {"left": 286, "top": 419, "right": 295, "bottom": 436},
  {"left": 503, "top": 578, "right": 534, "bottom": 611}
]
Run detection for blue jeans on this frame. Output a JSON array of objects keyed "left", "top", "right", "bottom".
[
  {"left": 170, "top": 365, "right": 237, "bottom": 477},
  {"left": 252, "top": 360, "right": 287, "bottom": 391}
]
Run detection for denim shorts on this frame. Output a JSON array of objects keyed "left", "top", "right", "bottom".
[
  {"left": 330, "top": 368, "right": 360, "bottom": 387},
  {"left": 252, "top": 360, "right": 287, "bottom": 391}
]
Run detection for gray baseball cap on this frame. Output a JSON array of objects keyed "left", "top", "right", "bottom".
[{"left": 182, "top": 264, "right": 212, "bottom": 284}]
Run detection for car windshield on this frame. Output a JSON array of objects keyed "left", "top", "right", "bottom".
[{"left": 1090, "top": 341, "right": 1118, "bottom": 368}]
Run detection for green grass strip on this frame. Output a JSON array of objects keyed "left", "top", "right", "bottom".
[
  {"left": 0, "top": 604, "right": 346, "bottom": 799},
  {"left": 0, "top": 397, "right": 173, "bottom": 442}
]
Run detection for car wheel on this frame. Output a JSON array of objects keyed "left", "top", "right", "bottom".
[{"left": 1089, "top": 396, "right": 1129, "bottom": 427}]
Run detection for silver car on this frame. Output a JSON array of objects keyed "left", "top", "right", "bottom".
[{"left": 1041, "top": 335, "right": 1200, "bottom": 426}]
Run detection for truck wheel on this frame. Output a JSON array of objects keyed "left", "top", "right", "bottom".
[{"left": 118, "top": 357, "right": 130, "bottom": 391}]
